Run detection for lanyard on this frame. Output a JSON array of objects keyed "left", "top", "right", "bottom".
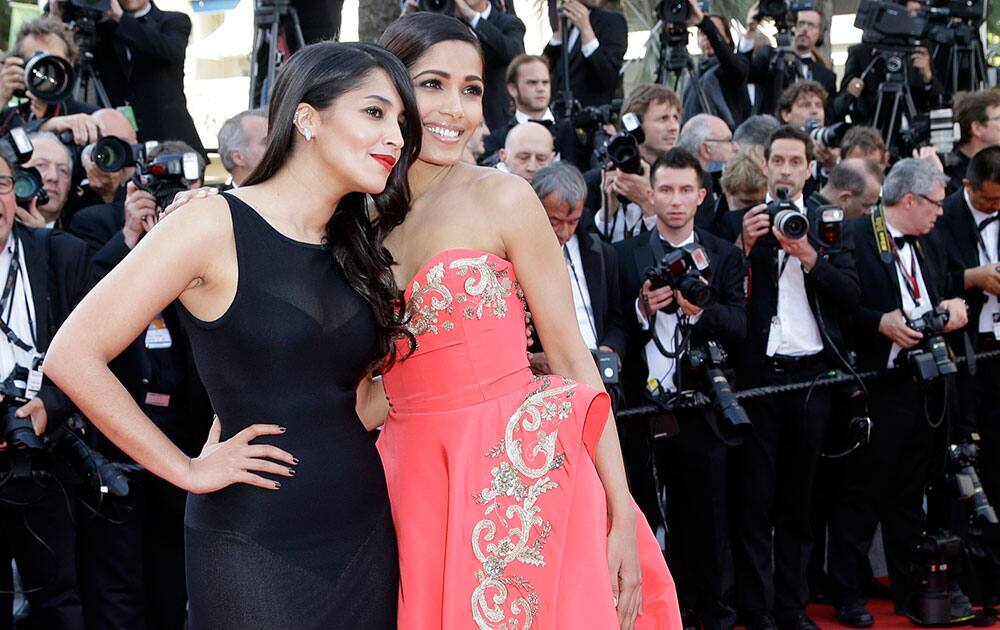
[
  {"left": 564, "top": 245, "right": 600, "bottom": 345},
  {"left": 0, "top": 237, "right": 36, "bottom": 353},
  {"left": 976, "top": 216, "right": 999, "bottom": 264},
  {"left": 889, "top": 237, "right": 922, "bottom": 307}
]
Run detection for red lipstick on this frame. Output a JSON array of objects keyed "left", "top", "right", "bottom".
[{"left": 371, "top": 154, "right": 397, "bottom": 172}]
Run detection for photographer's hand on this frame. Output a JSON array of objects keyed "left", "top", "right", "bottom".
[
  {"left": 184, "top": 419, "right": 297, "bottom": 494},
  {"left": 106, "top": 0, "right": 124, "bottom": 22},
  {"left": 453, "top": 0, "right": 478, "bottom": 22},
  {"left": 965, "top": 263, "right": 1000, "bottom": 295},
  {"left": 123, "top": 181, "right": 159, "bottom": 249},
  {"left": 0, "top": 57, "right": 25, "bottom": 104},
  {"left": 775, "top": 228, "right": 818, "bottom": 271},
  {"left": 685, "top": 0, "right": 706, "bottom": 27},
  {"left": 846, "top": 77, "right": 865, "bottom": 98},
  {"left": 878, "top": 309, "right": 923, "bottom": 348},
  {"left": 41, "top": 113, "right": 103, "bottom": 146},
  {"left": 745, "top": 1, "right": 760, "bottom": 33},
  {"left": 611, "top": 163, "right": 654, "bottom": 214},
  {"left": 676, "top": 281, "right": 707, "bottom": 317},
  {"left": 911, "top": 47, "right": 933, "bottom": 84},
  {"left": 912, "top": 146, "right": 944, "bottom": 173},
  {"left": 14, "top": 197, "right": 47, "bottom": 229},
  {"left": 741, "top": 203, "right": 770, "bottom": 254},
  {"left": 941, "top": 298, "right": 969, "bottom": 333},
  {"left": 16, "top": 397, "right": 47, "bottom": 437},
  {"left": 562, "top": 0, "right": 595, "bottom": 44},
  {"left": 640, "top": 279, "right": 674, "bottom": 319},
  {"left": 529, "top": 351, "right": 552, "bottom": 375}
]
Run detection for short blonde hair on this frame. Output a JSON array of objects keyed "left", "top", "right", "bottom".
[{"left": 720, "top": 146, "right": 766, "bottom": 197}]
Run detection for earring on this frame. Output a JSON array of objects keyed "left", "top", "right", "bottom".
[{"left": 303, "top": 127, "right": 313, "bottom": 141}]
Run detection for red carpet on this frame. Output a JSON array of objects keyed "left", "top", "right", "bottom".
[{"left": 807, "top": 600, "right": 925, "bottom": 629}]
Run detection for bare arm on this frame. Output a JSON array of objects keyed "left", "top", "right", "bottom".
[
  {"left": 44, "top": 195, "right": 294, "bottom": 494},
  {"left": 495, "top": 176, "right": 642, "bottom": 626},
  {"left": 356, "top": 375, "right": 389, "bottom": 431}
]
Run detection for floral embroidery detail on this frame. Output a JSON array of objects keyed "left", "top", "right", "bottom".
[
  {"left": 471, "top": 377, "right": 578, "bottom": 629},
  {"left": 404, "top": 263, "right": 454, "bottom": 342},
  {"left": 451, "top": 255, "right": 513, "bottom": 321}
]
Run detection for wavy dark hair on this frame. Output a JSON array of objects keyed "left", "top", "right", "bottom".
[
  {"left": 242, "top": 41, "right": 421, "bottom": 369},
  {"left": 379, "top": 12, "right": 483, "bottom": 71}
]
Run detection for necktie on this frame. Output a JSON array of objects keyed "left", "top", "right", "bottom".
[
  {"left": 528, "top": 119, "right": 554, "bottom": 129},
  {"left": 977, "top": 214, "right": 999, "bottom": 233}
]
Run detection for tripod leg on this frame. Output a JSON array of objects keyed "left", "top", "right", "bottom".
[{"left": 285, "top": 8, "right": 306, "bottom": 51}]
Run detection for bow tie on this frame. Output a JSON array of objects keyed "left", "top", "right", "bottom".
[
  {"left": 894, "top": 234, "right": 918, "bottom": 249},
  {"left": 527, "top": 119, "right": 554, "bottom": 129},
  {"left": 978, "top": 214, "right": 1000, "bottom": 232}
]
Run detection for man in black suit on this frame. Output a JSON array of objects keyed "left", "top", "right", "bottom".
[
  {"left": 70, "top": 142, "right": 211, "bottom": 629},
  {"left": 682, "top": 5, "right": 751, "bottom": 130},
  {"left": 528, "top": 161, "right": 625, "bottom": 376},
  {"left": 827, "top": 159, "right": 968, "bottom": 625},
  {"left": 453, "top": 0, "right": 525, "bottom": 131},
  {"left": 82, "top": 0, "right": 206, "bottom": 156},
  {"left": 734, "top": 125, "right": 860, "bottom": 630},
  {"left": 544, "top": 0, "right": 627, "bottom": 110},
  {"left": 615, "top": 147, "right": 746, "bottom": 629},
  {"left": 0, "top": 150, "right": 90, "bottom": 630}
]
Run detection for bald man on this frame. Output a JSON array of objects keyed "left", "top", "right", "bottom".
[{"left": 499, "top": 122, "right": 555, "bottom": 182}]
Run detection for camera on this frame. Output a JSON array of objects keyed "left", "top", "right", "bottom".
[
  {"left": 417, "top": 0, "right": 454, "bottom": 13},
  {"left": 686, "top": 341, "right": 750, "bottom": 443},
  {"left": 657, "top": 0, "right": 689, "bottom": 24},
  {"left": 804, "top": 119, "right": 853, "bottom": 149},
  {"left": 592, "top": 348, "right": 620, "bottom": 385},
  {"left": 14, "top": 52, "right": 75, "bottom": 105},
  {"left": 855, "top": 0, "right": 953, "bottom": 49},
  {"left": 605, "top": 112, "right": 645, "bottom": 175},
  {"left": 906, "top": 531, "right": 967, "bottom": 625},
  {"left": 136, "top": 152, "right": 201, "bottom": 211},
  {"left": 898, "top": 305, "right": 957, "bottom": 381},
  {"left": 759, "top": 188, "right": 810, "bottom": 247},
  {"left": 93, "top": 135, "right": 150, "bottom": 173},
  {"left": 13, "top": 167, "right": 49, "bottom": 209},
  {"left": 946, "top": 436, "right": 998, "bottom": 527},
  {"left": 570, "top": 99, "right": 623, "bottom": 132},
  {"left": 645, "top": 242, "right": 718, "bottom": 314},
  {"left": 46, "top": 421, "right": 132, "bottom": 497},
  {"left": 897, "top": 108, "right": 959, "bottom": 159},
  {"left": 0, "top": 366, "right": 43, "bottom": 452},
  {"left": 816, "top": 205, "right": 844, "bottom": 253}
]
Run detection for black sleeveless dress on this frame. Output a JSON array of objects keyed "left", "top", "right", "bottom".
[{"left": 177, "top": 194, "right": 397, "bottom": 629}]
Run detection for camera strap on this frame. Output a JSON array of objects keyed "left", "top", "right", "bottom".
[
  {"left": 871, "top": 206, "right": 922, "bottom": 307},
  {"left": 563, "top": 245, "right": 600, "bottom": 346},
  {"left": 0, "top": 236, "right": 35, "bottom": 354}
]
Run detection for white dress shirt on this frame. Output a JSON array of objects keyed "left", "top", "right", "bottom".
[
  {"left": 514, "top": 109, "right": 555, "bottom": 125},
  {"left": 968, "top": 190, "right": 999, "bottom": 336},
  {"left": 466, "top": 0, "right": 492, "bottom": 28},
  {"left": 0, "top": 234, "right": 38, "bottom": 382},
  {"left": 765, "top": 194, "right": 825, "bottom": 357},
  {"left": 550, "top": 26, "right": 601, "bottom": 58},
  {"left": 885, "top": 222, "right": 933, "bottom": 367},
  {"left": 593, "top": 204, "right": 656, "bottom": 244},
  {"left": 563, "top": 236, "right": 598, "bottom": 349},
  {"left": 635, "top": 232, "right": 702, "bottom": 392}
]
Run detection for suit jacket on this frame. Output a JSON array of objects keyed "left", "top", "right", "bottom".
[
  {"left": 834, "top": 43, "right": 943, "bottom": 129},
  {"left": 14, "top": 224, "right": 90, "bottom": 432},
  {"left": 739, "top": 198, "right": 860, "bottom": 385},
  {"left": 748, "top": 48, "right": 838, "bottom": 120},
  {"left": 848, "top": 213, "right": 954, "bottom": 371},
  {"left": 92, "top": 2, "right": 205, "bottom": 155},
  {"left": 530, "top": 226, "right": 627, "bottom": 358},
  {"left": 936, "top": 190, "right": 991, "bottom": 341},
  {"left": 682, "top": 17, "right": 751, "bottom": 130},
  {"left": 544, "top": 7, "right": 627, "bottom": 109},
  {"left": 473, "top": 9, "right": 526, "bottom": 131},
  {"left": 615, "top": 227, "right": 747, "bottom": 405},
  {"left": 67, "top": 198, "right": 125, "bottom": 259}
]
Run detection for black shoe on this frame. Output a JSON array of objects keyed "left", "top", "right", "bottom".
[
  {"left": 860, "top": 576, "right": 892, "bottom": 601},
  {"left": 776, "top": 613, "right": 821, "bottom": 630},
  {"left": 746, "top": 614, "right": 779, "bottom": 630},
  {"left": 834, "top": 603, "right": 875, "bottom": 628}
]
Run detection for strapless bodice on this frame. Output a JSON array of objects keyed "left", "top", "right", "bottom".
[{"left": 382, "top": 249, "right": 533, "bottom": 412}]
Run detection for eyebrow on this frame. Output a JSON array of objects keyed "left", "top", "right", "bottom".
[
  {"left": 365, "top": 95, "right": 394, "bottom": 105},
  {"left": 413, "top": 69, "right": 485, "bottom": 83}
]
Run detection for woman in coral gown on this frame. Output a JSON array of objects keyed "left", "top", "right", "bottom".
[{"left": 372, "top": 13, "right": 683, "bottom": 629}]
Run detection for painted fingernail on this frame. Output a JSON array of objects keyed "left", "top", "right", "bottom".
[
  {"left": 274, "top": 481, "right": 281, "bottom": 489},
  {"left": 288, "top": 469, "right": 296, "bottom": 476},
  {"left": 292, "top": 457, "right": 300, "bottom": 465},
  {"left": 278, "top": 426, "right": 287, "bottom": 433}
]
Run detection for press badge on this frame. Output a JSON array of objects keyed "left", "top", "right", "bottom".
[
  {"left": 993, "top": 313, "right": 1000, "bottom": 341},
  {"left": 145, "top": 314, "right": 172, "bottom": 349},
  {"left": 26, "top": 368, "right": 43, "bottom": 398}
]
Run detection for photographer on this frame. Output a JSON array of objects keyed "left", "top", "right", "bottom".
[
  {"left": 544, "top": 0, "right": 627, "bottom": 110},
  {"left": 19, "top": 131, "right": 74, "bottom": 230},
  {"left": 74, "top": 140, "right": 211, "bottom": 629},
  {"left": 62, "top": 0, "right": 207, "bottom": 156},
  {"left": 828, "top": 159, "right": 967, "bottom": 624},
  {"left": 497, "top": 121, "right": 554, "bottom": 182},
  {"left": 0, "top": 17, "right": 100, "bottom": 143},
  {"left": 528, "top": 161, "right": 625, "bottom": 381},
  {"left": 681, "top": 0, "right": 751, "bottom": 130},
  {"left": 616, "top": 147, "right": 746, "bottom": 629},
  {"left": 734, "top": 125, "right": 860, "bottom": 630},
  {"left": 840, "top": 126, "right": 889, "bottom": 174},
  {"left": 744, "top": 2, "right": 838, "bottom": 119},
  {"left": 943, "top": 90, "right": 1000, "bottom": 193},
  {"left": 0, "top": 146, "right": 90, "bottom": 630},
  {"left": 64, "top": 108, "right": 136, "bottom": 227},
  {"left": 810, "top": 158, "right": 883, "bottom": 221}
]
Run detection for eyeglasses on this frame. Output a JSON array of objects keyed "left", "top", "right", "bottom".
[
  {"left": 985, "top": 115, "right": 1000, "bottom": 123},
  {"left": 705, "top": 136, "right": 735, "bottom": 144},
  {"left": 917, "top": 193, "right": 945, "bottom": 209},
  {"left": 795, "top": 20, "right": 820, "bottom": 30},
  {"left": 0, "top": 176, "right": 13, "bottom": 195}
]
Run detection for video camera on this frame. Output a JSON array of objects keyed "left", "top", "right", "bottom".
[
  {"left": 645, "top": 242, "right": 718, "bottom": 314},
  {"left": 897, "top": 108, "right": 959, "bottom": 158},
  {"left": 897, "top": 305, "right": 958, "bottom": 381},
  {"left": 758, "top": 188, "right": 810, "bottom": 247},
  {"left": 686, "top": 341, "right": 751, "bottom": 442},
  {"left": 855, "top": 0, "right": 953, "bottom": 49}
]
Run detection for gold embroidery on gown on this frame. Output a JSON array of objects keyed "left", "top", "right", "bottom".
[{"left": 471, "top": 377, "right": 578, "bottom": 630}]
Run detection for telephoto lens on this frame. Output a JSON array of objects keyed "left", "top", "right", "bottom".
[
  {"left": 418, "top": 0, "right": 454, "bottom": 12},
  {"left": 22, "top": 53, "right": 75, "bottom": 105},
  {"left": 13, "top": 167, "right": 49, "bottom": 208},
  {"left": 93, "top": 136, "right": 138, "bottom": 172}
]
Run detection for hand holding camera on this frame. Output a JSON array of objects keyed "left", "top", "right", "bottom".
[
  {"left": 105, "top": 0, "right": 124, "bottom": 22},
  {"left": 741, "top": 203, "right": 771, "bottom": 252},
  {"left": 966, "top": 263, "right": 1000, "bottom": 295},
  {"left": 14, "top": 195, "right": 47, "bottom": 229},
  {"left": 123, "top": 181, "right": 159, "bottom": 249},
  {"left": 0, "top": 56, "right": 26, "bottom": 104},
  {"left": 879, "top": 308, "right": 924, "bottom": 348},
  {"left": 939, "top": 297, "right": 968, "bottom": 333},
  {"left": 910, "top": 46, "right": 933, "bottom": 83},
  {"left": 685, "top": 0, "right": 705, "bottom": 27},
  {"left": 640, "top": 278, "right": 675, "bottom": 319},
  {"left": 40, "top": 113, "right": 103, "bottom": 146},
  {"left": 559, "top": 0, "right": 595, "bottom": 43}
]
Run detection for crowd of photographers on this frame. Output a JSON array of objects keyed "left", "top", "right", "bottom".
[{"left": 1, "top": 0, "right": 999, "bottom": 628}]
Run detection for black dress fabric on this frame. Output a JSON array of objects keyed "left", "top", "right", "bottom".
[{"left": 177, "top": 193, "right": 397, "bottom": 629}]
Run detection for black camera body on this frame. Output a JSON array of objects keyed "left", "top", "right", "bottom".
[
  {"left": 899, "top": 305, "right": 957, "bottom": 381},
  {"left": 657, "top": 0, "right": 689, "bottom": 24},
  {"left": 645, "top": 242, "right": 718, "bottom": 314},
  {"left": 4, "top": 129, "right": 50, "bottom": 210},
  {"left": 759, "top": 188, "right": 810, "bottom": 247},
  {"left": 93, "top": 135, "right": 149, "bottom": 173},
  {"left": 804, "top": 119, "right": 853, "bottom": 149},
  {"left": 947, "top": 436, "right": 998, "bottom": 526},
  {"left": 15, "top": 52, "right": 75, "bottom": 105},
  {"left": 855, "top": 0, "right": 953, "bottom": 49},
  {"left": 605, "top": 112, "right": 645, "bottom": 175},
  {"left": 570, "top": 98, "right": 623, "bottom": 132},
  {"left": 686, "top": 341, "right": 750, "bottom": 442},
  {"left": 0, "top": 366, "right": 42, "bottom": 452}
]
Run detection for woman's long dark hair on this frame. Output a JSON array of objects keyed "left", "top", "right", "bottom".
[
  {"left": 243, "top": 42, "right": 421, "bottom": 370},
  {"left": 379, "top": 12, "right": 484, "bottom": 71}
]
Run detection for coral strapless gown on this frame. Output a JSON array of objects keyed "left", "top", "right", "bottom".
[{"left": 378, "top": 249, "right": 681, "bottom": 629}]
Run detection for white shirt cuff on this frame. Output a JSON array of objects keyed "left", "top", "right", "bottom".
[
  {"left": 581, "top": 38, "right": 600, "bottom": 58},
  {"left": 635, "top": 298, "right": 650, "bottom": 330},
  {"left": 549, "top": 37, "right": 563, "bottom": 47}
]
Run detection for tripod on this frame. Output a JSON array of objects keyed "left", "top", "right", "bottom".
[
  {"left": 69, "top": 17, "right": 111, "bottom": 108},
  {"left": 249, "top": 0, "right": 305, "bottom": 109},
  {"left": 940, "top": 21, "right": 991, "bottom": 94},
  {"left": 655, "top": 22, "right": 710, "bottom": 115},
  {"left": 871, "top": 48, "right": 919, "bottom": 156}
]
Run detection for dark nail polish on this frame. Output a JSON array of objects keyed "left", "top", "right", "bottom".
[
  {"left": 274, "top": 481, "right": 281, "bottom": 489},
  {"left": 292, "top": 457, "right": 300, "bottom": 465},
  {"left": 278, "top": 426, "right": 287, "bottom": 433},
  {"left": 288, "top": 469, "right": 296, "bottom": 476}
]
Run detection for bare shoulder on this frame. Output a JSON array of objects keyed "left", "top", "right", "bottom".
[
  {"left": 460, "top": 166, "right": 545, "bottom": 228},
  {"left": 151, "top": 193, "right": 234, "bottom": 247}
]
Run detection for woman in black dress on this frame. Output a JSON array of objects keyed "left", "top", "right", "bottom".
[{"left": 43, "top": 42, "right": 421, "bottom": 629}]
